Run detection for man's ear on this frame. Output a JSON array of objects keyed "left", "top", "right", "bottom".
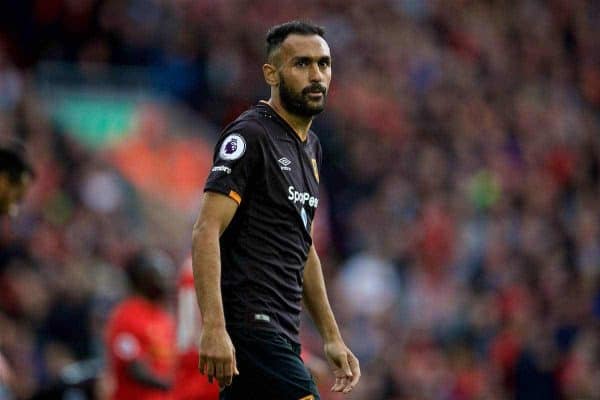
[{"left": 263, "top": 63, "right": 279, "bottom": 86}]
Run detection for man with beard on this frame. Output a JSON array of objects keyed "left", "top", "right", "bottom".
[
  {"left": 104, "top": 250, "right": 176, "bottom": 400},
  {"left": 192, "top": 21, "right": 360, "bottom": 400}
]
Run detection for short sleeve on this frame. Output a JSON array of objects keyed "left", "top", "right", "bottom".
[{"left": 204, "top": 120, "right": 265, "bottom": 205}]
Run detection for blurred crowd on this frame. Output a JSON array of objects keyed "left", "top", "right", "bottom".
[{"left": 1, "top": 0, "right": 600, "bottom": 399}]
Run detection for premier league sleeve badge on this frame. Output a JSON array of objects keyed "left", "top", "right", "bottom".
[{"left": 219, "top": 134, "right": 247, "bottom": 161}]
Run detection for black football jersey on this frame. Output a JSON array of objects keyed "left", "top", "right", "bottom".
[{"left": 204, "top": 102, "right": 322, "bottom": 344}]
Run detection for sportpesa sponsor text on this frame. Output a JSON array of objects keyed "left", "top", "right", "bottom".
[{"left": 288, "top": 186, "right": 318, "bottom": 208}]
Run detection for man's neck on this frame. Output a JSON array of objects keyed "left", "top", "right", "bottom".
[{"left": 264, "top": 99, "right": 312, "bottom": 141}]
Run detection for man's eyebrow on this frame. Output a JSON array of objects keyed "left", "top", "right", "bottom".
[
  {"left": 292, "top": 56, "right": 312, "bottom": 62},
  {"left": 291, "top": 55, "right": 332, "bottom": 62}
]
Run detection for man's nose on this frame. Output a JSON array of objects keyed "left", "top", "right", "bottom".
[{"left": 308, "top": 63, "right": 323, "bottom": 82}]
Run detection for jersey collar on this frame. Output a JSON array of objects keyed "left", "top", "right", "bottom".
[{"left": 256, "top": 101, "right": 310, "bottom": 144}]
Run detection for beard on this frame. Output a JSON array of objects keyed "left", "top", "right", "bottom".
[{"left": 279, "top": 75, "right": 327, "bottom": 118}]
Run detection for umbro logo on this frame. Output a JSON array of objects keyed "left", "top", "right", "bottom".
[{"left": 278, "top": 157, "right": 292, "bottom": 171}]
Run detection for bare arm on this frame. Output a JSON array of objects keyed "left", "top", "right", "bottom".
[
  {"left": 302, "top": 246, "right": 342, "bottom": 343},
  {"left": 303, "top": 245, "right": 361, "bottom": 393},
  {"left": 191, "top": 191, "right": 240, "bottom": 387}
]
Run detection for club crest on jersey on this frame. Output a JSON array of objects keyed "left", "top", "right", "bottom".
[
  {"left": 219, "top": 134, "right": 246, "bottom": 160},
  {"left": 311, "top": 158, "right": 319, "bottom": 183}
]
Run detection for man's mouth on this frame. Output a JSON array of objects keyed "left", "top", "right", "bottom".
[{"left": 304, "top": 85, "right": 326, "bottom": 96}]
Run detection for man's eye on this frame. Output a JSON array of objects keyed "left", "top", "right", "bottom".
[
  {"left": 319, "top": 61, "right": 330, "bottom": 67},
  {"left": 296, "top": 61, "right": 308, "bottom": 67}
]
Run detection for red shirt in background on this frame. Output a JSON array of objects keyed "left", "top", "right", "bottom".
[
  {"left": 105, "top": 296, "right": 176, "bottom": 400},
  {"left": 173, "top": 257, "right": 219, "bottom": 400}
]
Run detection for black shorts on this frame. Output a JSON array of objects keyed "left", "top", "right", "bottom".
[{"left": 220, "top": 327, "right": 320, "bottom": 400}]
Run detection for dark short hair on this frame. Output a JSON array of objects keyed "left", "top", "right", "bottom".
[
  {"left": 266, "top": 20, "right": 325, "bottom": 60},
  {"left": 125, "top": 249, "right": 173, "bottom": 295},
  {"left": 0, "top": 137, "right": 34, "bottom": 183}
]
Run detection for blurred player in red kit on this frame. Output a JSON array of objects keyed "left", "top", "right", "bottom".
[
  {"left": 173, "top": 257, "right": 219, "bottom": 399},
  {"left": 104, "top": 250, "right": 177, "bottom": 400}
]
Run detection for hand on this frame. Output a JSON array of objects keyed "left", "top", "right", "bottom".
[
  {"left": 324, "top": 340, "right": 360, "bottom": 394},
  {"left": 198, "top": 326, "right": 239, "bottom": 387}
]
